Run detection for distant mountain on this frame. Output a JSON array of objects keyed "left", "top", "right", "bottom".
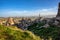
[{"left": 42, "top": 15, "right": 56, "bottom": 18}]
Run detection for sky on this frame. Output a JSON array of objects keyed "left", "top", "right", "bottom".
[{"left": 0, "top": 0, "right": 60, "bottom": 17}]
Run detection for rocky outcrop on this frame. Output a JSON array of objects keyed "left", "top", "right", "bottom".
[
  {"left": 6, "top": 17, "right": 15, "bottom": 26},
  {"left": 56, "top": 3, "right": 60, "bottom": 26},
  {"left": 56, "top": 3, "right": 60, "bottom": 17}
]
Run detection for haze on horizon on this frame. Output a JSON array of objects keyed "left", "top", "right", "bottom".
[{"left": 0, "top": 0, "right": 60, "bottom": 17}]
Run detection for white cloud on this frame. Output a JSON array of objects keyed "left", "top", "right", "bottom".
[{"left": 0, "top": 7, "right": 58, "bottom": 17}]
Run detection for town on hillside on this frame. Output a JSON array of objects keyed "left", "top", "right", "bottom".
[{"left": 0, "top": 3, "right": 60, "bottom": 30}]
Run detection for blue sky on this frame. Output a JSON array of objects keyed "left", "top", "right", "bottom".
[{"left": 0, "top": 0, "right": 60, "bottom": 17}]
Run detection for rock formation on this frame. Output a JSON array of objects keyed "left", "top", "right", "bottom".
[
  {"left": 56, "top": 2, "right": 60, "bottom": 26},
  {"left": 6, "top": 17, "right": 15, "bottom": 26},
  {"left": 0, "top": 20, "right": 3, "bottom": 25},
  {"left": 56, "top": 3, "right": 60, "bottom": 17}
]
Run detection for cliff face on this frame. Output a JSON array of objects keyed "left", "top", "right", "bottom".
[
  {"left": 55, "top": 3, "right": 60, "bottom": 26},
  {"left": 56, "top": 3, "right": 60, "bottom": 17}
]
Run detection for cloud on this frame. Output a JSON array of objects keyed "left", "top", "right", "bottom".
[{"left": 0, "top": 7, "right": 58, "bottom": 17}]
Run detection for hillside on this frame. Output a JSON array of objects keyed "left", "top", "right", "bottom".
[
  {"left": 28, "top": 22, "right": 60, "bottom": 40},
  {"left": 0, "top": 25, "right": 41, "bottom": 40}
]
